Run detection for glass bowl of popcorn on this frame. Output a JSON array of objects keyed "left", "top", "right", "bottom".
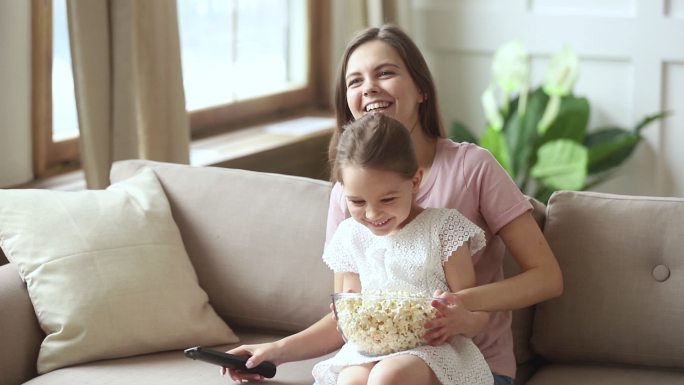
[{"left": 331, "top": 292, "right": 438, "bottom": 356}]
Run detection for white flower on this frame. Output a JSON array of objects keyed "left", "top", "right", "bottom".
[
  {"left": 492, "top": 40, "right": 529, "bottom": 96},
  {"left": 543, "top": 46, "right": 579, "bottom": 97},
  {"left": 481, "top": 85, "right": 503, "bottom": 131}
]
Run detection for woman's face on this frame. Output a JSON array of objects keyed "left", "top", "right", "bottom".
[{"left": 345, "top": 40, "right": 424, "bottom": 133}]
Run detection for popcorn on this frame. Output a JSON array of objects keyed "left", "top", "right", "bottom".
[{"left": 332, "top": 292, "right": 438, "bottom": 355}]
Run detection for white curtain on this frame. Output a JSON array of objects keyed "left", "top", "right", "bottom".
[{"left": 67, "top": 0, "right": 189, "bottom": 189}]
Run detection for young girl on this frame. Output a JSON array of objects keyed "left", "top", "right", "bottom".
[{"left": 310, "top": 113, "right": 493, "bottom": 385}]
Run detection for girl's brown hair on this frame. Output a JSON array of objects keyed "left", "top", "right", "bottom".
[
  {"left": 329, "top": 24, "right": 445, "bottom": 170},
  {"left": 332, "top": 114, "right": 418, "bottom": 184}
]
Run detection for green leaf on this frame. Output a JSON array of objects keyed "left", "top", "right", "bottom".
[
  {"left": 505, "top": 88, "right": 547, "bottom": 180},
  {"left": 481, "top": 126, "right": 513, "bottom": 175},
  {"left": 585, "top": 128, "right": 639, "bottom": 174},
  {"left": 530, "top": 139, "right": 587, "bottom": 191},
  {"left": 450, "top": 120, "right": 479, "bottom": 144},
  {"left": 542, "top": 95, "right": 590, "bottom": 144},
  {"left": 634, "top": 110, "right": 670, "bottom": 134}
]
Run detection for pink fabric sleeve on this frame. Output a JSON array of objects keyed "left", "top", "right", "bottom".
[
  {"left": 325, "top": 182, "right": 347, "bottom": 244},
  {"left": 462, "top": 145, "right": 532, "bottom": 234}
]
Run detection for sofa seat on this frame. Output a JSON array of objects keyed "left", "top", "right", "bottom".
[
  {"left": 525, "top": 364, "right": 684, "bottom": 385},
  {"left": 22, "top": 330, "right": 333, "bottom": 385}
]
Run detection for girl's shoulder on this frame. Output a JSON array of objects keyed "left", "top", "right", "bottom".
[{"left": 423, "top": 207, "right": 470, "bottom": 222}]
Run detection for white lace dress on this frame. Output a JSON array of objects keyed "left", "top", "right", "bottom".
[{"left": 312, "top": 208, "right": 494, "bottom": 385}]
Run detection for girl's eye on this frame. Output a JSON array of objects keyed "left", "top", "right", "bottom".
[
  {"left": 349, "top": 200, "right": 365, "bottom": 206},
  {"left": 381, "top": 197, "right": 396, "bottom": 204}
]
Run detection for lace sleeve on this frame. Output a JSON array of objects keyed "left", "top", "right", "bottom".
[
  {"left": 322, "top": 219, "right": 358, "bottom": 273},
  {"left": 438, "top": 210, "right": 486, "bottom": 263}
]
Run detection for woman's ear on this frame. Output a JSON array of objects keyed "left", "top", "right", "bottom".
[{"left": 412, "top": 169, "right": 424, "bottom": 193}]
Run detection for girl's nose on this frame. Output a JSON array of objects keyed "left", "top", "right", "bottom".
[{"left": 365, "top": 206, "right": 381, "bottom": 220}]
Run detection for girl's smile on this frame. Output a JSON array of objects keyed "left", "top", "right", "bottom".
[{"left": 341, "top": 165, "right": 422, "bottom": 236}]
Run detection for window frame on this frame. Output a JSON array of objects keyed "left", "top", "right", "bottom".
[
  {"left": 32, "top": 0, "right": 79, "bottom": 179},
  {"left": 187, "top": 0, "right": 333, "bottom": 138},
  {"left": 31, "top": 0, "right": 332, "bottom": 178}
]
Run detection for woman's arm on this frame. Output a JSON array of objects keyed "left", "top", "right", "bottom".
[{"left": 456, "top": 211, "right": 563, "bottom": 312}]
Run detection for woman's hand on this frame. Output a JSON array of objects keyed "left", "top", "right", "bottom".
[
  {"left": 423, "top": 289, "right": 490, "bottom": 345},
  {"left": 221, "top": 342, "right": 282, "bottom": 382}
]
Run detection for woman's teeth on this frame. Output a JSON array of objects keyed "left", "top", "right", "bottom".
[
  {"left": 365, "top": 101, "right": 390, "bottom": 112},
  {"left": 370, "top": 218, "right": 390, "bottom": 227}
]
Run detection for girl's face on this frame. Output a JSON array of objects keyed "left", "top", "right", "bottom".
[
  {"left": 345, "top": 40, "right": 424, "bottom": 133},
  {"left": 341, "top": 165, "right": 422, "bottom": 236}
]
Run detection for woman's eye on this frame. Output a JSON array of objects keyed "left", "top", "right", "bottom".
[
  {"left": 378, "top": 70, "right": 394, "bottom": 78},
  {"left": 347, "top": 78, "right": 361, "bottom": 88}
]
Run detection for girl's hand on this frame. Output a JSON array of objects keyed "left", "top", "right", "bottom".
[
  {"left": 221, "top": 343, "right": 282, "bottom": 382},
  {"left": 423, "top": 290, "right": 489, "bottom": 345}
]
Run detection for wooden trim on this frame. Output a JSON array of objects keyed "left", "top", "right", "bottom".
[
  {"left": 311, "top": 0, "right": 332, "bottom": 110},
  {"left": 31, "top": 0, "right": 80, "bottom": 178},
  {"left": 31, "top": 0, "right": 52, "bottom": 177}
]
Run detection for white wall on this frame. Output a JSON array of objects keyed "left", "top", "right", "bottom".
[
  {"left": 0, "top": 0, "right": 32, "bottom": 188},
  {"left": 405, "top": 0, "right": 684, "bottom": 197}
]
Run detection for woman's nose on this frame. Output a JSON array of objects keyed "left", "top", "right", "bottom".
[{"left": 363, "top": 81, "right": 378, "bottom": 96}]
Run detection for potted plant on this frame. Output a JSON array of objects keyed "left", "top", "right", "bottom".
[{"left": 450, "top": 40, "right": 669, "bottom": 202}]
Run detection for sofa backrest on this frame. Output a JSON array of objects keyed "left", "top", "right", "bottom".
[
  {"left": 110, "top": 160, "right": 334, "bottom": 334},
  {"left": 532, "top": 191, "right": 684, "bottom": 369}
]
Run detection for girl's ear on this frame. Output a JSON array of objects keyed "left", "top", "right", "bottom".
[{"left": 412, "top": 169, "right": 424, "bottom": 193}]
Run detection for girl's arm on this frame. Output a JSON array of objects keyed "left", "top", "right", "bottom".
[
  {"left": 456, "top": 211, "right": 563, "bottom": 312},
  {"left": 425, "top": 243, "right": 490, "bottom": 344},
  {"left": 225, "top": 273, "right": 360, "bottom": 381}
]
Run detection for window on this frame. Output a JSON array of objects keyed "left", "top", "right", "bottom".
[
  {"left": 32, "top": 0, "right": 79, "bottom": 178},
  {"left": 31, "top": 0, "right": 330, "bottom": 178},
  {"left": 177, "top": 0, "right": 331, "bottom": 136}
]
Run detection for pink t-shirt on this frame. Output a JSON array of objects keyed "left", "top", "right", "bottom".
[{"left": 325, "top": 139, "right": 532, "bottom": 378}]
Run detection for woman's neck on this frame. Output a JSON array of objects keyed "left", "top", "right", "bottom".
[{"left": 411, "top": 129, "right": 438, "bottom": 182}]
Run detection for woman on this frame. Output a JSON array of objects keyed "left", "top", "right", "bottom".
[{"left": 226, "top": 25, "right": 562, "bottom": 385}]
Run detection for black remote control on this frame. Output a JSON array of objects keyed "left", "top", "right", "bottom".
[{"left": 183, "top": 346, "right": 277, "bottom": 378}]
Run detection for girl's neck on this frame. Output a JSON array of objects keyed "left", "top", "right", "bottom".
[{"left": 397, "top": 203, "right": 425, "bottom": 231}]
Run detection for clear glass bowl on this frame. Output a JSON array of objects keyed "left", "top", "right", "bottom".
[{"left": 331, "top": 292, "right": 438, "bottom": 356}]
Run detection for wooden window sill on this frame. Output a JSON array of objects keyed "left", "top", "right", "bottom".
[{"left": 20, "top": 115, "right": 335, "bottom": 191}]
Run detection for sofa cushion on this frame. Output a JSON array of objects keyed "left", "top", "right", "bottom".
[
  {"left": 532, "top": 191, "right": 684, "bottom": 368},
  {"left": 526, "top": 364, "right": 684, "bottom": 385},
  {"left": 0, "top": 167, "right": 237, "bottom": 374},
  {"left": 110, "top": 160, "right": 334, "bottom": 333},
  {"left": 21, "top": 330, "right": 335, "bottom": 385}
]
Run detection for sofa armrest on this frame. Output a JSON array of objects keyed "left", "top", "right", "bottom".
[{"left": 0, "top": 263, "right": 43, "bottom": 385}]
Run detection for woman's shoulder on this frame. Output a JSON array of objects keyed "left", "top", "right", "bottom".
[
  {"left": 433, "top": 138, "right": 502, "bottom": 179},
  {"left": 436, "top": 138, "right": 496, "bottom": 164}
]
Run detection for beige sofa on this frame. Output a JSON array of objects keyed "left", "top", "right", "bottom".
[{"left": 1, "top": 159, "right": 683, "bottom": 385}]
